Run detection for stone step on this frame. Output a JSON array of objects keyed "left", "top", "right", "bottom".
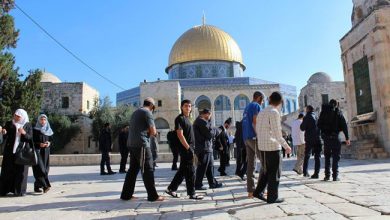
[
  {"left": 355, "top": 153, "right": 375, "bottom": 160},
  {"left": 375, "top": 152, "right": 390, "bottom": 159},
  {"left": 372, "top": 147, "right": 386, "bottom": 154}
]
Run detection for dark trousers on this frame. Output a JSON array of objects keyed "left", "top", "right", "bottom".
[
  {"left": 169, "top": 144, "right": 179, "bottom": 169},
  {"left": 168, "top": 150, "right": 195, "bottom": 196},
  {"left": 218, "top": 149, "right": 228, "bottom": 173},
  {"left": 323, "top": 136, "right": 341, "bottom": 178},
  {"left": 253, "top": 150, "right": 281, "bottom": 203},
  {"left": 119, "top": 149, "right": 129, "bottom": 172},
  {"left": 100, "top": 151, "right": 112, "bottom": 173},
  {"left": 195, "top": 152, "right": 218, "bottom": 188},
  {"left": 303, "top": 142, "right": 322, "bottom": 175},
  {"left": 120, "top": 147, "right": 159, "bottom": 201},
  {"left": 235, "top": 147, "right": 247, "bottom": 177}
]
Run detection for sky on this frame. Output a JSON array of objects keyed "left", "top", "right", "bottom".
[{"left": 10, "top": 1, "right": 354, "bottom": 105}]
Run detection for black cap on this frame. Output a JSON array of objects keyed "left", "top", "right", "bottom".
[{"left": 200, "top": 108, "right": 211, "bottom": 114}]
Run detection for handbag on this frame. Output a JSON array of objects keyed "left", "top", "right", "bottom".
[{"left": 15, "top": 140, "right": 38, "bottom": 166}]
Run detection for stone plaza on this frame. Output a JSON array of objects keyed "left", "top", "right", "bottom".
[{"left": 1, "top": 158, "right": 390, "bottom": 220}]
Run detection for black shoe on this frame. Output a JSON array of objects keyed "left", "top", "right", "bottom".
[
  {"left": 34, "top": 187, "right": 42, "bottom": 193},
  {"left": 195, "top": 186, "right": 207, "bottom": 191},
  {"left": 267, "top": 198, "right": 284, "bottom": 204},
  {"left": 254, "top": 193, "right": 267, "bottom": 202},
  {"left": 303, "top": 173, "right": 310, "bottom": 177},
  {"left": 311, "top": 174, "right": 319, "bottom": 179},
  {"left": 119, "top": 170, "right": 126, "bottom": 174},
  {"left": 333, "top": 177, "right": 340, "bottom": 181},
  {"left": 323, "top": 176, "right": 330, "bottom": 181},
  {"left": 220, "top": 172, "right": 227, "bottom": 176},
  {"left": 43, "top": 187, "right": 50, "bottom": 193},
  {"left": 108, "top": 171, "right": 116, "bottom": 175},
  {"left": 239, "top": 175, "right": 246, "bottom": 181},
  {"left": 100, "top": 172, "right": 109, "bottom": 175},
  {"left": 171, "top": 166, "right": 178, "bottom": 171},
  {"left": 209, "top": 183, "right": 223, "bottom": 189}
]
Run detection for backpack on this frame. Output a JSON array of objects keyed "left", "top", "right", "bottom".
[
  {"left": 167, "top": 130, "right": 180, "bottom": 148},
  {"left": 318, "top": 104, "right": 339, "bottom": 135}
]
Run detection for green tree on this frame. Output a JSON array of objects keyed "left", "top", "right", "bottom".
[
  {"left": 48, "top": 113, "right": 81, "bottom": 153},
  {"left": 89, "top": 96, "right": 114, "bottom": 141},
  {"left": 111, "top": 103, "right": 135, "bottom": 138},
  {"left": 0, "top": 1, "right": 43, "bottom": 124}
]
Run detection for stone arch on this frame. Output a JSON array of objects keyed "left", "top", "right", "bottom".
[
  {"left": 214, "top": 95, "right": 231, "bottom": 126},
  {"left": 234, "top": 94, "right": 250, "bottom": 122},
  {"left": 234, "top": 94, "right": 250, "bottom": 110},
  {"left": 195, "top": 95, "right": 212, "bottom": 111},
  {"left": 154, "top": 117, "right": 170, "bottom": 144}
]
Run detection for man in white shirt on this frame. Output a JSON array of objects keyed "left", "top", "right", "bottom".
[
  {"left": 291, "top": 114, "right": 305, "bottom": 175},
  {"left": 253, "top": 92, "right": 291, "bottom": 204}
]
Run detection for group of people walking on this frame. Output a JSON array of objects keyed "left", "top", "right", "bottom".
[
  {"left": 0, "top": 109, "right": 53, "bottom": 196},
  {"left": 292, "top": 99, "right": 350, "bottom": 181}
]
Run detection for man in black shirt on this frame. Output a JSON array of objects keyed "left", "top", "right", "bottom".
[
  {"left": 194, "top": 109, "right": 222, "bottom": 190},
  {"left": 165, "top": 100, "right": 203, "bottom": 200},
  {"left": 318, "top": 99, "right": 350, "bottom": 181},
  {"left": 120, "top": 97, "right": 164, "bottom": 202},
  {"left": 99, "top": 123, "right": 116, "bottom": 175},
  {"left": 217, "top": 118, "right": 232, "bottom": 176},
  {"left": 118, "top": 126, "right": 129, "bottom": 173}
]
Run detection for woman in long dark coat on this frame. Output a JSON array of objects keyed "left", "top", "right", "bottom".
[
  {"left": 0, "top": 109, "right": 32, "bottom": 196},
  {"left": 32, "top": 114, "right": 53, "bottom": 193}
]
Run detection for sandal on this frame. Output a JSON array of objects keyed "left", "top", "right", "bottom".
[
  {"left": 165, "top": 189, "right": 180, "bottom": 198},
  {"left": 189, "top": 194, "right": 204, "bottom": 200}
]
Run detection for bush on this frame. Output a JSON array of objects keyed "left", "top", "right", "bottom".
[{"left": 48, "top": 113, "right": 80, "bottom": 153}]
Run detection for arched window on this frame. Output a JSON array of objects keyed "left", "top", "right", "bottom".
[
  {"left": 195, "top": 95, "right": 211, "bottom": 111},
  {"left": 234, "top": 94, "right": 250, "bottom": 110},
  {"left": 214, "top": 95, "right": 231, "bottom": 126}
]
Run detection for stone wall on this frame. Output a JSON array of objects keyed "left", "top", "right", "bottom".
[{"left": 340, "top": 5, "right": 390, "bottom": 154}]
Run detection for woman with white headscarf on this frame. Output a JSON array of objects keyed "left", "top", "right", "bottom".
[
  {"left": 32, "top": 114, "right": 53, "bottom": 193},
  {"left": 0, "top": 109, "right": 32, "bottom": 196}
]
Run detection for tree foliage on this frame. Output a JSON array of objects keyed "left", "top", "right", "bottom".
[
  {"left": 0, "top": 1, "right": 43, "bottom": 124},
  {"left": 47, "top": 113, "right": 81, "bottom": 153},
  {"left": 90, "top": 96, "right": 135, "bottom": 141}
]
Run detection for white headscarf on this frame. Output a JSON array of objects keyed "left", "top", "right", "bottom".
[
  {"left": 34, "top": 114, "right": 54, "bottom": 136},
  {"left": 12, "top": 109, "right": 30, "bottom": 154}
]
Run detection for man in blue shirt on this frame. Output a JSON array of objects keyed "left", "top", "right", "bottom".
[{"left": 242, "top": 91, "right": 265, "bottom": 198}]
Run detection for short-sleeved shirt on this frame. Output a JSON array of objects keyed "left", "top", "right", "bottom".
[
  {"left": 242, "top": 102, "right": 261, "bottom": 140},
  {"left": 174, "top": 114, "right": 194, "bottom": 150},
  {"left": 128, "top": 108, "right": 155, "bottom": 148}
]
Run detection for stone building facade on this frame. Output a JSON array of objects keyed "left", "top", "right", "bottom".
[
  {"left": 40, "top": 72, "right": 100, "bottom": 154},
  {"left": 117, "top": 23, "right": 297, "bottom": 147},
  {"left": 340, "top": 0, "right": 390, "bottom": 158},
  {"left": 299, "top": 72, "right": 348, "bottom": 117}
]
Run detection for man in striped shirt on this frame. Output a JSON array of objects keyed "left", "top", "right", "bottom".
[{"left": 254, "top": 92, "right": 291, "bottom": 204}]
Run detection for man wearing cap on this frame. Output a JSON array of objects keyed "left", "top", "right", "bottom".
[
  {"left": 194, "top": 108, "right": 222, "bottom": 190},
  {"left": 120, "top": 97, "right": 164, "bottom": 202}
]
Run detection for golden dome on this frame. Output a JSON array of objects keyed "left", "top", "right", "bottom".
[{"left": 166, "top": 24, "right": 245, "bottom": 72}]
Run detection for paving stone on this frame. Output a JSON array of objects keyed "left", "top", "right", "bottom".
[
  {"left": 278, "top": 203, "right": 334, "bottom": 215},
  {"left": 326, "top": 203, "right": 382, "bottom": 217},
  {"left": 310, "top": 213, "right": 349, "bottom": 220},
  {"left": 351, "top": 216, "right": 390, "bottom": 220},
  {"left": 232, "top": 204, "right": 286, "bottom": 219},
  {"left": 370, "top": 206, "right": 390, "bottom": 215},
  {"left": 160, "top": 211, "right": 192, "bottom": 220}
]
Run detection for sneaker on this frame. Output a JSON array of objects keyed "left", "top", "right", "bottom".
[
  {"left": 323, "top": 176, "right": 330, "bottom": 181},
  {"left": 209, "top": 183, "right": 223, "bottom": 189},
  {"left": 311, "top": 174, "right": 319, "bottom": 179},
  {"left": 292, "top": 169, "right": 302, "bottom": 175},
  {"left": 267, "top": 198, "right": 284, "bottom": 204},
  {"left": 195, "top": 186, "right": 207, "bottom": 191}
]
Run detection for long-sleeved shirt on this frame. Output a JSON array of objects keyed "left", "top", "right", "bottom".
[
  {"left": 291, "top": 119, "right": 305, "bottom": 146},
  {"left": 256, "top": 106, "right": 289, "bottom": 151}
]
